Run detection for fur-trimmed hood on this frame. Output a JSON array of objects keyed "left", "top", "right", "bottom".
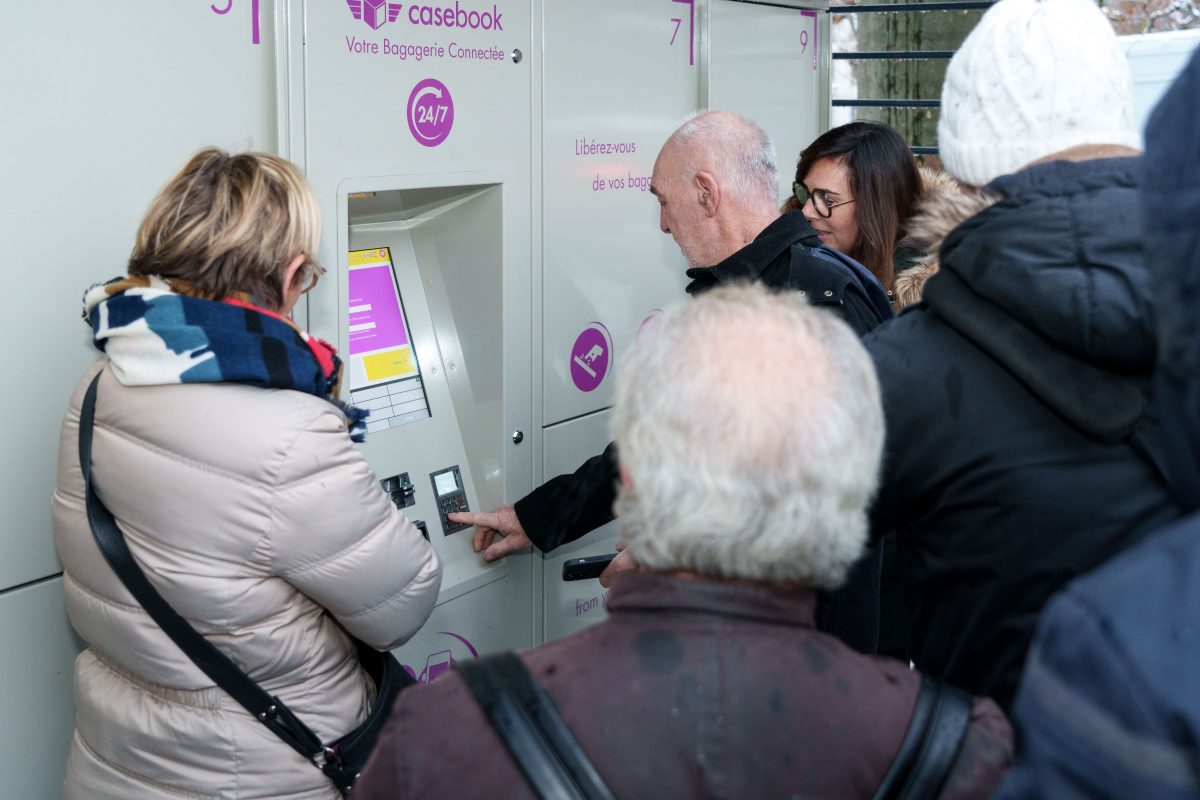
[
  {"left": 904, "top": 168, "right": 996, "bottom": 268},
  {"left": 896, "top": 146, "right": 1142, "bottom": 309},
  {"left": 919, "top": 154, "right": 1156, "bottom": 443},
  {"left": 891, "top": 167, "right": 991, "bottom": 309}
]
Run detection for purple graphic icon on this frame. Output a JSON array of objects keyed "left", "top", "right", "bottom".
[
  {"left": 346, "top": 0, "right": 402, "bottom": 29},
  {"left": 570, "top": 323, "right": 612, "bottom": 393},
  {"left": 407, "top": 79, "right": 455, "bottom": 148},
  {"left": 421, "top": 650, "right": 454, "bottom": 683},
  {"left": 400, "top": 631, "right": 481, "bottom": 685}
]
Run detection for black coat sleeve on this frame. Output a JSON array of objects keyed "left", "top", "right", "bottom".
[
  {"left": 512, "top": 442, "right": 620, "bottom": 552},
  {"left": 777, "top": 248, "right": 885, "bottom": 338}
]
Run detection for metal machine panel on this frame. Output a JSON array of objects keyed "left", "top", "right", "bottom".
[
  {"left": 292, "top": 0, "right": 537, "bottom": 658},
  {"left": 0, "top": 1, "right": 274, "bottom": 592},
  {"left": 708, "top": 0, "right": 830, "bottom": 204},
  {"left": 540, "top": 0, "right": 697, "bottom": 427},
  {"left": 0, "top": 577, "right": 85, "bottom": 800},
  {"left": 540, "top": 411, "right": 621, "bottom": 643},
  {"left": 347, "top": 180, "right": 514, "bottom": 606}
]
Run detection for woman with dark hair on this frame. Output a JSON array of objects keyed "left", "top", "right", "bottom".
[{"left": 786, "top": 121, "right": 924, "bottom": 305}]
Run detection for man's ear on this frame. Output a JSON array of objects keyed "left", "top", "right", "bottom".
[{"left": 694, "top": 171, "right": 720, "bottom": 217}]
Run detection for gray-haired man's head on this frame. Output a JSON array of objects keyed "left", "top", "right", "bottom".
[
  {"left": 650, "top": 111, "right": 781, "bottom": 268},
  {"left": 613, "top": 284, "right": 883, "bottom": 588}
]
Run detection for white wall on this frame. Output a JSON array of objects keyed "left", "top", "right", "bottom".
[
  {"left": 1119, "top": 28, "right": 1200, "bottom": 134},
  {"left": 0, "top": 2, "right": 276, "bottom": 795}
]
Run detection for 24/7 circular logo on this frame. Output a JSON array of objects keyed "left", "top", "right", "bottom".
[{"left": 407, "top": 78, "right": 454, "bottom": 147}]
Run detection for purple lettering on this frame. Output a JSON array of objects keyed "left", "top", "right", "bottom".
[
  {"left": 575, "top": 596, "right": 602, "bottom": 616},
  {"left": 405, "top": 2, "right": 504, "bottom": 31},
  {"left": 345, "top": 35, "right": 379, "bottom": 54},
  {"left": 573, "top": 138, "right": 640, "bottom": 158}
]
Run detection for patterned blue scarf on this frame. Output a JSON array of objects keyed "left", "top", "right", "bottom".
[{"left": 84, "top": 275, "right": 368, "bottom": 441}]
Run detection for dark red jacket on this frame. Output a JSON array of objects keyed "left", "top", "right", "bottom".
[{"left": 356, "top": 572, "right": 1012, "bottom": 799}]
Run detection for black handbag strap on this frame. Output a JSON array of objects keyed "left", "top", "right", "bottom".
[
  {"left": 77, "top": 372, "right": 328, "bottom": 767},
  {"left": 872, "top": 675, "right": 973, "bottom": 800},
  {"left": 458, "top": 652, "right": 615, "bottom": 800}
]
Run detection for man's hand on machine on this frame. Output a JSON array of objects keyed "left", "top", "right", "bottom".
[{"left": 450, "top": 505, "right": 534, "bottom": 563}]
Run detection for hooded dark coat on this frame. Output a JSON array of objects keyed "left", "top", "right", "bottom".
[
  {"left": 994, "top": 48, "right": 1200, "bottom": 800},
  {"left": 865, "top": 149, "right": 1181, "bottom": 710}
]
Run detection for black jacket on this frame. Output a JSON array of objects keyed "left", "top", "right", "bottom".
[
  {"left": 866, "top": 156, "right": 1181, "bottom": 709},
  {"left": 683, "top": 211, "right": 893, "bottom": 328},
  {"left": 997, "top": 52, "right": 1200, "bottom": 799},
  {"left": 515, "top": 212, "right": 890, "bottom": 652}
]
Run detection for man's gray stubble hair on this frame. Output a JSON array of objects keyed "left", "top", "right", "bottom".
[
  {"left": 613, "top": 284, "right": 884, "bottom": 588},
  {"left": 669, "top": 111, "right": 780, "bottom": 209}
]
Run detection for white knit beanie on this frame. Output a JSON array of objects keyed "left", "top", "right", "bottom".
[{"left": 938, "top": 0, "right": 1138, "bottom": 187}]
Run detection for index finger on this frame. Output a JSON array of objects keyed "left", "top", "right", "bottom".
[{"left": 448, "top": 510, "right": 498, "bottom": 529}]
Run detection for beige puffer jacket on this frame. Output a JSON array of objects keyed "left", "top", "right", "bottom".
[{"left": 52, "top": 362, "right": 442, "bottom": 799}]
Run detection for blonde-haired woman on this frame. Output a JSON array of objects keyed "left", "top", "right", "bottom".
[{"left": 52, "top": 148, "right": 441, "bottom": 799}]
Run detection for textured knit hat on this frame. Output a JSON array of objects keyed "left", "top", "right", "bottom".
[{"left": 938, "top": 0, "right": 1138, "bottom": 187}]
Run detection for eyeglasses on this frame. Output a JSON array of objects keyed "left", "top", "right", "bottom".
[
  {"left": 793, "top": 182, "right": 855, "bottom": 218},
  {"left": 301, "top": 257, "right": 326, "bottom": 294}
]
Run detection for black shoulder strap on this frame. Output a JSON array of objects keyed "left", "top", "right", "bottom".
[
  {"left": 872, "top": 675, "right": 973, "bottom": 800},
  {"left": 458, "top": 652, "right": 615, "bottom": 800},
  {"left": 77, "top": 372, "right": 327, "bottom": 766}
]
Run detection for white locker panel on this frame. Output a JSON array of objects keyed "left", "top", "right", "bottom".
[
  {"left": 541, "top": 0, "right": 696, "bottom": 427},
  {"left": 708, "top": 0, "right": 829, "bottom": 204},
  {"left": 0, "top": 1, "right": 275, "bottom": 591},
  {"left": 540, "top": 410, "right": 621, "bottom": 643},
  {"left": 0, "top": 577, "right": 85, "bottom": 800},
  {"left": 292, "top": 0, "right": 533, "bottom": 190},
  {"left": 393, "top": 546, "right": 536, "bottom": 682},
  {"left": 1, "top": 6, "right": 275, "bottom": 797}
]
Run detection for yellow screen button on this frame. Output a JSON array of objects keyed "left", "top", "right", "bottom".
[{"left": 363, "top": 347, "right": 417, "bottom": 381}]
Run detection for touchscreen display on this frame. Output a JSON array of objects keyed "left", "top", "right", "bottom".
[{"left": 346, "top": 247, "right": 431, "bottom": 433}]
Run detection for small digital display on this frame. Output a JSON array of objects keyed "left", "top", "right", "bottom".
[{"left": 434, "top": 471, "right": 459, "bottom": 497}]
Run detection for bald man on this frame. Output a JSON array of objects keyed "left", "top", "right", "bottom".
[
  {"left": 453, "top": 111, "right": 890, "bottom": 652},
  {"left": 651, "top": 111, "right": 889, "bottom": 322}
]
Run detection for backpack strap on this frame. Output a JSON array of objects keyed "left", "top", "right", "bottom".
[
  {"left": 872, "top": 675, "right": 973, "bottom": 800},
  {"left": 458, "top": 652, "right": 615, "bottom": 800}
]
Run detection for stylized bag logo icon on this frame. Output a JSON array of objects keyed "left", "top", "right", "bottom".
[{"left": 346, "top": 0, "right": 402, "bottom": 29}]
